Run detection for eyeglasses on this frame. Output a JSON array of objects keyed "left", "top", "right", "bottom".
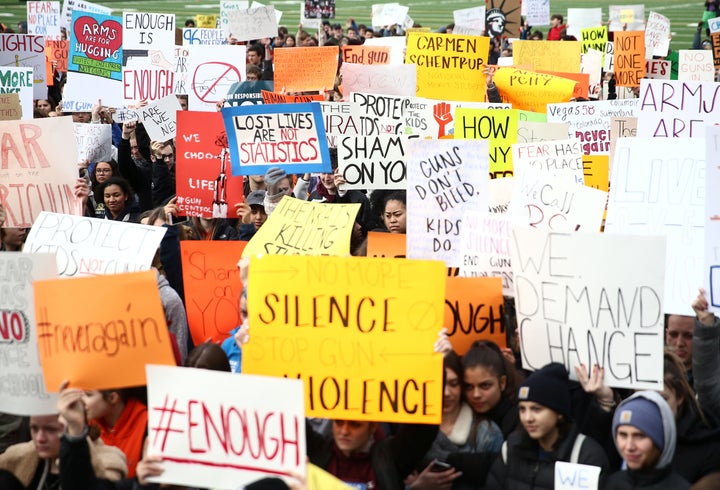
[{"left": 159, "top": 153, "right": 175, "bottom": 161}]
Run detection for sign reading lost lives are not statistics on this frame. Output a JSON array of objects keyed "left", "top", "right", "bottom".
[{"left": 243, "top": 254, "right": 445, "bottom": 423}]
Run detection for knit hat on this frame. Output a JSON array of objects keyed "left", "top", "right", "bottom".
[
  {"left": 246, "top": 189, "right": 266, "bottom": 207},
  {"left": 517, "top": 362, "right": 572, "bottom": 418},
  {"left": 613, "top": 396, "right": 665, "bottom": 452}
]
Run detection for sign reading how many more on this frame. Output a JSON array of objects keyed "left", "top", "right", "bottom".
[
  {"left": 146, "top": 365, "right": 305, "bottom": 490},
  {"left": 511, "top": 228, "right": 666, "bottom": 390},
  {"left": 221, "top": 102, "right": 331, "bottom": 176},
  {"left": 243, "top": 254, "right": 446, "bottom": 423}
]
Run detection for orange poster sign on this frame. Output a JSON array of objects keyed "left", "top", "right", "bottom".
[
  {"left": 261, "top": 90, "right": 324, "bottom": 104},
  {"left": 342, "top": 45, "right": 391, "bottom": 65},
  {"left": 613, "top": 31, "right": 646, "bottom": 87},
  {"left": 34, "top": 271, "right": 176, "bottom": 391},
  {"left": 444, "top": 277, "right": 506, "bottom": 354},
  {"left": 366, "top": 231, "right": 406, "bottom": 258},
  {"left": 273, "top": 46, "right": 339, "bottom": 92}
]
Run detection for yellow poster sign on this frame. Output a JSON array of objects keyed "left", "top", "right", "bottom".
[
  {"left": 195, "top": 15, "right": 217, "bottom": 28},
  {"left": 242, "top": 196, "right": 360, "bottom": 258},
  {"left": 405, "top": 32, "right": 490, "bottom": 102},
  {"left": 308, "top": 464, "right": 354, "bottom": 490},
  {"left": 583, "top": 155, "right": 610, "bottom": 192},
  {"left": 494, "top": 68, "right": 577, "bottom": 114},
  {"left": 243, "top": 255, "right": 445, "bottom": 423},
  {"left": 512, "top": 40, "right": 582, "bottom": 73},
  {"left": 454, "top": 108, "right": 519, "bottom": 177},
  {"left": 581, "top": 26, "right": 608, "bottom": 54}
]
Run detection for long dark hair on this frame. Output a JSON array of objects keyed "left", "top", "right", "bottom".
[{"left": 462, "top": 340, "right": 518, "bottom": 403}]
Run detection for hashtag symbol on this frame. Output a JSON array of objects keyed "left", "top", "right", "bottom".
[
  {"left": 150, "top": 395, "right": 186, "bottom": 451},
  {"left": 176, "top": 196, "right": 184, "bottom": 204}
]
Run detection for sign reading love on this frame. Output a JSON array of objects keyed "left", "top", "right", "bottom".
[{"left": 73, "top": 16, "right": 122, "bottom": 61}]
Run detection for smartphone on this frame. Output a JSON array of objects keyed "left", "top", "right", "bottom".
[{"left": 430, "top": 460, "right": 452, "bottom": 472}]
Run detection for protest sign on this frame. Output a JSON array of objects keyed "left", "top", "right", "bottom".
[
  {"left": 609, "top": 4, "right": 645, "bottom": 31},
  {"left": 27, "top": 1, "right": 61, "bottom": 39},
  {"left": 678, "top": 50, "right": 715, "bottom": 81},
  {"left": 372, "top": 3, "right": 409, "bottom": 27},
  {"left": 459, "top": 211, "right": 513, "bottom": 295},
  {"left": 220, "top": 0, "right": 250, "bottom": 35},
  {"left": 273, "top": 46, "right": 338, "bottom": 93},
  {"left": 222, "top": 102, "right": 331, "bottom": 176},
  {"left": 614, "top": 31, "right": 646, "bottom": 87},
  {"left": 186, "top": 44, "right": 245, "bottom": 112},
  {"left": 173, "top": 46, "right": 189, "bottom": 95},
  {"left": 262, "top": 91, "right": 322, "bottom": 104},
  {"left": 241, "top": 196, "right": 360, "bottom": 257},
  {"left": 121, "top": 12, "right": 176, "bottom": 104},
  {"left": 338, "top": 135, "right": 407, "bottom": 190},
  {"left": 195, "top": 15, "right": 218, "bottom": 28},
  {"left": 341, "top": 63, "right": 417, "bottom": 99},
  {"left": 567, "top": 8, "right": 602, "bottom": 39},
  {"left": 517, "top": 121, "right": 569, "bottom": 144},
  {"left": 712, "top": 34, "right": 720, "bottom": 69},
  {"left": 342, "top": 44, "right": 391, "bottom": 65},
  {"left": 63, "top": 11, "right": 123, "bottom": 110},
  {"left": 367, "top": 231, "right": 406, "bottom": 258},
  {"left": 0, "top": 253, "right": 58, "bottom": 415},
  {"left": 303, "top": 0, "right": 335, "bottom": 19},
  {"left": 226, "top": 80, "right": 274, "bottom": 106},
  {"left": 405, "top": 32, "right": 489, "bottom": 102},
  {"left": 0, "top": 67, "right": 35, "bottom": 120},
  {"left": 139, "top": 95, "right": 181, "bottom": 141},
  {"left": 403, "top": 97, "right": 509, "bottom": 139},
  {"left": 710, "top": 16, "right": 720, "bottom": 34},
  {"left": 351, "top": 92, "right": 410, "bottom": 137},
  {"left": 603, "top": 41, "right": 614, "bottom": 73},
  {"left": 645, "top": 60, "right": 671, "bottom": 80},
  {"left": 512, "top": 40, "right": 582, "bottom": 73},
  {"left": 243, "top": 254, "right": 445, "bottom": 423},
  {"left": 637, "top": 79, "right": 720, "bottom": 138},
  {"left": 176, "top": 111, "right": 244, "bottom": 218},
  {"left": 645, "top": 12, "right": 670, "bottom": 58},
  {"left": 582, "top": 49, "right": 603, "bottom": 99},
  {"left": 455, "top": 108, "right": 518, "bottom": 177},
  {"left": 555, "top": 462, "right": 602, "bottom": 490},
  {"left": 511, "top": 227, "right": 666, "bottom": 390},
  {"left": 0, "top": 35, "right": 47, "bottom": 100},
  {"left": 609, "top": 117, "right": 637, "bottom": 171},
  {"left": 59, "top": 0, "right": 111, "bottom": 30},
  {"left": 546, "top": 99, "right": 640, "bottom": 155},
  {"left": 308, "top": 465, "right": 354, "bottom": 490},
  {"left": 512, "top": 138, "right": 584, "bottom": 184},
  {"left": 494, "top": 68, "right": 577, "bottom": 113},
  {"left": 453, "top": 6, "right": 486, "bottom": 30},
  {"left": 24, "top": 212, "right": 167, "bottom": 276},
  {"left": 452, "top": 25, "right": 485, "bottom": 36},
  {"left": 605, "top": 137, "right": 704, "bottom": 316},
  {"left": 581, "top": 26, "right": 607, "bottom": 55},
  {"left": 181, "top": 241, "right": 246, "bottom": 345},
  {"left": 321, "top": 102, "right": 361, "bottom": 147},
  {"left": 0, "top": 93, "right": 22, "bottom": 120},
  {"left": 582, "top": 155, "right": 609, "bottom": 192},
  {"left": 45, "top": 39, "right": 69, "bottom": 74},
  {"left": 34, "top": 270, "right": 176, "bottom": 390},
  {"left": 445, "top": 276, "right": 505, "bottom": 354},
  {"left": 508, "top": 171, "right": 607, "bottom": 232},
  {"left": 226, "top": 5, "right": 278, "bottom": 42},
  {"left": 146, "top": 365, "right": 305, "bottom": 489},
  {"left": 523, "top": 0, "right": 549, "bottom": 26},
  {"left": 364, "top": 36, "right": 407, "bottom": 65},
  {"left": 0, "top": 117, "right": 78, "bottom": 228},
  {"left": 74, "top": 122, "right": 112, "bottom": 163},
  {"left": 182, "top": 28, "right": 227, "bottom": 46},
  {"left": 707, "top": 126, "right": 720, "bottom": 313},
  {"left": 407, "top": 139, "right": 489, "bottom": 267}
]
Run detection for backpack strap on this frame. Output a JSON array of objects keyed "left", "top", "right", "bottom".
[
  {"left": 570, "top": 434, "right": 586, "bottom": 464},
  {"left": 502, "top": 440, "right": 508, "bottom": 464}
]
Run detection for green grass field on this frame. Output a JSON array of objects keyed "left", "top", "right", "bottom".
[{"left": 0, "top": 0, "right": 707, "bottom": 51}]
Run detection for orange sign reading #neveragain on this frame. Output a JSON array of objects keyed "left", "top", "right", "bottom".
[
  {"left": 34, "top": 270, "right": 176, "bottom": 391},
  {"left": 366, "top": 231, "right": 406, "bottom": 258},
  {"left": 444, "top": 276, "right": 506, "bottom": 354},
  {"left": 273, "top": 46, "right": 339, "bottom": 93},
  {"left": 181, "top": 240, "right": 247, "bottom": 345}
]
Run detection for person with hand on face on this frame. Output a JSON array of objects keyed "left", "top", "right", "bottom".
[
  {"left": 236, "top": 190, "right": 268, "bottom": 240},
  {"left": 486, "top": 363, "right": 609, "bottom": 490},
  {"left": 607, "top": 391, "right": 690, "bottom": 489},
  {"left": 263, "top": 167, "right": 294, "bottom": 215}
]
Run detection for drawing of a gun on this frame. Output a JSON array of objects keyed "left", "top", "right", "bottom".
[{"left": 122, "top": 49, "right": 149, "bottom": 66}]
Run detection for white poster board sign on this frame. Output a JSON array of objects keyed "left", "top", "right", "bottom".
[
  {"left": 567, "top": 8, "right": 602, "bottom": 39},
  {"left": 706, "top": 126, "right": 720, "bottom": 313},
  {"left": 605, "top": 137, "right": 704, "bottom": 316},
  {"left": 186, "top": 45, "right": 246, "bottom": 112},
  {"left": 645, "top": 12, "right": 670, "bottom": 58},
  {"left": 226, "top": 6, "right": 278, "bottom": 41},
  {"left": 512, "top": 139, "right": 585, "bottom": 184},
  {"left": 511, "top": 227, "right": 666, "bottom": 390},
  {"left": 0, "top": 253, "right": 58, "bottom": 415},
  {"left": 407, "top": 139, "right": 489, "bottom": 267},
  {"left": 146, "top": 365, "right": 305, "bottom": 490},
  {"left": 341, "top": 63, "right": 417, "bottom": 99},
  {"left": 678, "top": 50, "right": 715, "bottom": 82},
  {"left": 453, "top": 6, "right": 486, "bottom": 30},
  {"left": 74, "top": 122, "right": 112, "bottom": 163},
  {"left": 338, "top": 135, "right": 407, "bottom": 190},
  {"left": 555, "top": 461, "right": 602, "bottom": 490},
  {"left": 608, "top": 4, "right": 645, "bottom": 31},
  {"left": 460, "top": 211, "right": 514, "bottom": 296},
  {"left": 24, "top": 212, "right": 167, "bottom": 277},
  {"left": 27, "top": 1, "right": 62, "bottom": 39},
  {"left": 0, "top": 67, "right": 35, "bottom": 120},
  {"left": 524, "top": 0, "right": 550, "bottom": 27},
  {"left": 139, "top": 95, "right": 182, "bottom": 142}
]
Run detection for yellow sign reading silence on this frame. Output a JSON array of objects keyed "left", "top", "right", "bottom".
[
  {"left": 405, "top": 32, "right": 490, "bottom": 102},
  {"left": 454, "top": 108, "right": 519, "bottom": 178},
  {"left": 493, "top": 68, "right": 577, "bottom": 114},
  {"left": 512, "top": 40, "right": 582, "bottom": 73},
  {"left": 241, "top": 196, "right": 361, "bottom": 258},
  {"left": 308, "top": 464, "right": 354, "bottom": 490},
  {"left": 243, "top": 255, "right": 446, "bottom": 424}
]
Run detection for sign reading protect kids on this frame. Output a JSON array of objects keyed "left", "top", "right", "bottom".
[
  {"left": 243, "top": 254, "right": 445, "bottom": 423},
  {"left": 221, "top": 102, "right": 331, "bottom": 176}
]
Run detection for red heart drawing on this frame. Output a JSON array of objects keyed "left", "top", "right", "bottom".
[{"left": 73, "top": 16, "right": 122, "bottom": 62}]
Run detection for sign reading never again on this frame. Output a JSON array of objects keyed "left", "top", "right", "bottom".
[{"left": 243, "top": 254, "right": 446, "bottom": 423}]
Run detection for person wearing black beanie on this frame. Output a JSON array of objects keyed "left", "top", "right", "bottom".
[{"left": 485, "top": 363, "right": 610, "bottom": 490}]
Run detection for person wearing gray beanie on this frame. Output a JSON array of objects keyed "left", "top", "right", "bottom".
[
  {"left": 606, "top": 390, "right": 690, "bottom": 489},
  {"left": 262, "top": 167, "right": 293, "bottom": 215},
  {"left": 485, "top": 363, "right": 609, "bottom": 490}
]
